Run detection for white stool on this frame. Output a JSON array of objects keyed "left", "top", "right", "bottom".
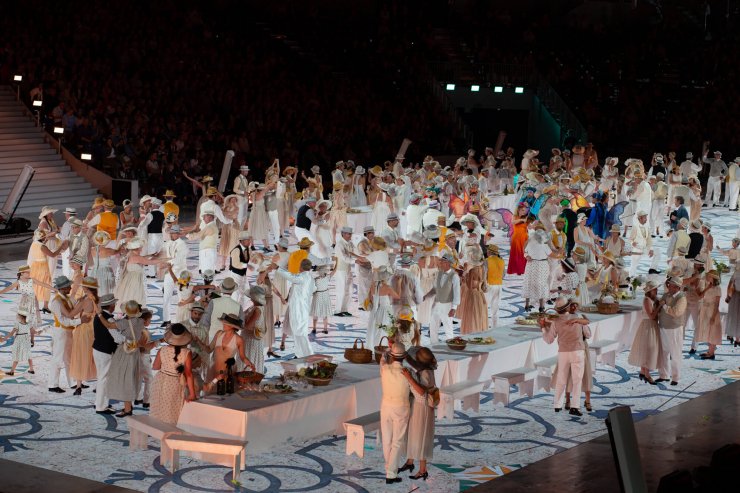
[
  {"left": 589, "top": 339, "right": 620, "bottom": 368},
  {"left": 165, "top": 434, "right": 247, "bottom": 481},
  {"left": 127, "top": 415, "right": 189, "bottom": 467},
  {"left": 534, "top": 356, "right": 559, "bottom": 392},
  {"left": 491, "top": 367, "right": 538, "bottom": 406},
  {"left": 438, "top": 380, "right": 487, "bottom": 420},
  {"left": 343, "top": 411, "right": 381, "bottom": 458}
]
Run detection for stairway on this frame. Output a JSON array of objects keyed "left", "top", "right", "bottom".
[{"left": 0, "top": 86, "right": 99, "bottom": 226}]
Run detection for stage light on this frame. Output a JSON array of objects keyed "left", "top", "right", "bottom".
[
  {"left": 493, "top": 86, "right": 503, "bottom": 93},
  {"left": 54, "top": 127, "right": 64, "bottom": 134},
  {"left": 32, "top": 100, "right": 42, "bottom": 107},
  {"left": 514, "top": 86, "right": 524, "bottom": 94},
  {"left": 446, "top": 83, "right": 455, "bottom": 91},
  {"left": 471, "top": 85, "right": 480, "bottom": 92},
  {"left": 81, "top": 153, "right": 92, "bottom": 160},
  {"left": 13, "top": 75, "right": 22, "bottom": 82}
]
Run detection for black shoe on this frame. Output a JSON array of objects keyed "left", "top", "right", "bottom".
[
  {"left": 648, "top": 269, "right": 661, "bottom": 275},
  {"left": 654, "top": 378, "right": 668, "bottom": 383},
  {"left": 688, "top": 348, "right": 696, "bottom": 355},
  {"left": 116, "top": 410, "right": 133, "bottom": 418},
  {"left": 160, "top": 320, "right": 171, "bottom": 327},
  {"left": 41, "top": 308, "right": 51, "bottom": 314},
  {"left": 96, "top": 408, "right": 116, "bottom": 415},
  {"left": 267, "top": 351, "right": 281, "bottom": 358},
  {"left": 48, "top": 387, "right": 65, "bottom": 393},
  {"left": 638, "top": 373, "right": 645, "bottom": 382},
  {"left": 311, "top": 329, "right": 317, "bottom": 335},
  {"left": 341, "top": 312, "right": 352, "bottom": 317},
  {"left": 333, "top": 312, "right": 345, "bottom": 317},
  {"left": 142, "top": 402, "right": 150, "bottom": 409},
  {"left": 72, "top": 384, "right": 89, "bottom": 389},
  {"left": 554, "top": 407, "right": 561, "bottom": 412},
  {"left": 410, "top": 471, "right": 429, "bottom": 481},
  {"left": 322, "top": 329, "right": 328, "bottom": 334},
  {"left": 569, "top": 408, "right": 583, "bottom": 417},
  {"left": 27, "top": 370, "right": 34, "bottom": 374},
  {"left": 700, "top": 353, "right": 715, "bottom": 360},
  {"left": 73, "top": 388, "right": 82, "bottom": 396},
  {"left": 398, "top": 463, "right": 414, "bottom": 473},
  {"left": 670, "top": 381, "right": 678, "bottom": 386},
  {"left": 385, "top": 478, "right": 402, "bottom": 484},
  {"left": 134, "top": 399, "right": 143, "bottom": 405}
]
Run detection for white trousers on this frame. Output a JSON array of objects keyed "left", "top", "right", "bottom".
[
  {"left": 728, "top": 181, "right": 740, "bottom": 209},
  {"left": 137, "top": 352, "right": 153, "bottom": 402},
  {"left": 650, "top": 201, "right": 664, "bottom": 233},
  {"left": 230, "top": 272, "right": 250, "bottom": 310},
  {"left": 294, "top": 226, "right": 314, "bottom": 243},
  {"left": 162, "top": 273, "right": 177, "bottom": 322},
  {"left": 485, "top": 285, "right": 502, "bottom": 329},
  {"left": 380, "top": 403, "right": 410, "bottom": 479},
  {"left": 92, "top": 349, "right": 112, "bottom": 411},
  {"left": 62, "top": 253, "right": 71, "bottom": 278},
  {"left": 145, "top": 233, "right": 163, "bottom": 276},
  {"left": 293, "top": 334, "right": 314, "bottom": 358},
  {"left": 47, "top": 328, "right": 74, "bottom": 388},
  {"left": 705, "top": 176, "right": 722, "bottom": 206},
  {"left": 628, "top": 251, "right": 660, "bottom": 277},
  {"left": 658, "top": 328, "right": 682, "bottom": 381},
  {"left": 686, "top": 302, "right": 701, "bottom": 348},
  {"left": 268, "top": 210, "right": 281, "bottom": 244},
  {"left": 199, "top": 248, "right": 216, "bottom": 274},
  {"left": 553, "top": 350, "right": 585, "bottom": 410},
  {"left": 356, "top": 268, "right": 372, "bottom": 309},
  {"left": 334, "top": 267, "right": 353, "bottom": 313},
  {"left": 429, "top": 302, "right": 454, "bottom": 343}
]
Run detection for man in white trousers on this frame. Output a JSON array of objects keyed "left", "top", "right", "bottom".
[
  {"left": 379, "top": 342, "right": 411, "bottom": 485},
  {"left": 161, "top": 225, "right": 188, "bottom": 325},
  {"left": 656, "top": 276, "right": 687, "bottom": 385},
  {"left": 702, "top": 150, "right": 727, "bottom": 207},
  {"left": 47, "top": 276, "right": 81, "bottom": 393},
  {"left": 628, "top": 211, "right": 655, "bottom": 278},
  {"left": 187, "top": 208, "right": 218, "bottom": 274},
  {"left": 59, "top": 207, "right": 77, "bottom": 277},
  {"left": 727, "top": 157, "right": 740, "bottom": 210},
  {"left": 540, "top": 297, "right": 592, "bottom": 416},
  {"left": 428, "top": 253, "right": 460, "bottom": 343},
  {"left": 333, "top": 226, "right": 355, "bottom": 317},
  {"left": 92, "top": 293, "right": 118, "bottom": 413},
  {"left": 273, "top": 258, "right": 316, "bottom": 358}
]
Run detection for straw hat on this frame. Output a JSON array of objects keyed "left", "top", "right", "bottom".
[
  {"left": 644, "top": 280, "right": 660, "bottom": 293},
  {"left": 99, "top": 293, "right": 118, "bottom": 308},
  {"left": 573, "top": 246, "right": 587, "bottom": 258},
  {"left": 33, "top": 230, "right": 47, "bottom": 242},
  {"left": 81, "top": 277, "right": 98, "bottom": 290},
  {"left": 282, "top": 166, "right": 298, "bottom": 176},
  {"left": 561, "top": 258, "right": 576, "bottom": 271},
  {"left": 92, "top": 197, "right": 106, "bottom": 207},
  {"left": 123, "top": 300, "right": 142, "bottom": 318},
  {"left": 705, "top": 270, "right": 720, "bottom": 282},
  {"left": 163, "top": 323, "right": 193, "bottom": 346},
  {"left": 93, "top": 230, "right": 111, "bottom": 246},
  {"left": 667, "top": 276, "right": 684, "bottom": 287},
  {"left": 218, "top": 313, "right": 243, "bottom": 329},
  {"left": 610, "top": 224, "right": 621, "bottom": 233},
  {"left": 369, "top": 165, "right": 384, "bottom": 177},
  {"left": 126, "top": 238, "right": 144, "bottom": 250},
  {"left": 248, "top": 286, "right": 266, "bottom": 306},
  {"left": 238, "top": 230, "right": 252, "bottom": 241},
  {"left": 64, "top": 207, "right": 77, "bottom": 215},
  {"left": 316, "top": 199, "right": 332, "bottom": 210},
  {"left": 390, "top": 342, "right": 407, "bottom": 358},
  {"left": 602, "top": 251, "right": 615, "bottom": 264},
  {"left": 38, "top": 206, "right": 57, "bottom": 219},
  {"left": 220, "top": 277, "right": 237, "bottom": 294},
  {"left": 298, "top": 237, "right": 314, "bottom": 249},
  {"left": 554, "top": 296, "right": 571, "bottom": 313},
  {"left": 487, "top": 244, "right": 500, "bottom": 255},
  {"left": 17, "top": 265, "right": 30, "bottom": 273},
  {"left": 103, "top": 199, "right": 115, "bottom": 209},
  {"left": 190, "top": 302, "right": 205, "bottom": 313},
  {"left": 54, "top": 276, "right": 72, "bottom": 289},
  {"left": 163, "top": 189, "right": 176, "bottom": 198},
  {"left": 371, "top": 237, "right": 387, "bottom": 251}
]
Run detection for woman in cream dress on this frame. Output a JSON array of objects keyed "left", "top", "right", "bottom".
[
  {"left": 366, "top": 266, "right": 398, "bottom": 348},
  {"left": 114, "top": 238, "right": 167, "bottom": 310},
  {"left": 27, "top": 230, "right": 67, "bottom": 312},
  {"left": 694, "top": 270, "right": 723, "bottom": 359},
  {"left": 311, "top": 200, "right": 335, "bottom": 258},
  {"left": 628, "top": 281, "right": 661, "bottom": 384},
  {"left": 37, "top": 207, "right": 61, "bottom": 277},
  {"left": 350, "top": 166, "right": 367, "bottom": 207},
  {"left": 218, "top": 195, "right": 241, "bottom": 270},
  {"left": 69, "top": 278, "right": 98, "bottom": 395},
  {"left": 458, "top": 244, "right": 488, "bottom": 334},
  {"left": 415, "top": 244, "right": 438, "bottom": 327},
  {"left": 248, "top": 183, "right": 273, "bottom": 250},
  {"left": 151, "top": 324, "right": 196, "bottom": 424}
]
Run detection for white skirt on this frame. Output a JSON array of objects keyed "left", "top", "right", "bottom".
[{"left": 522, "top": 259, "right": 550, "bottom": 300}]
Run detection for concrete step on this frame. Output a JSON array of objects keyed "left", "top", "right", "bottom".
[
  {"left": 0, "top": 115, "right": 29, "bottom": 123},
  {"left": 0, "top": 132, "right": 45, "bottom": 141},
  {"left": 0, "top": 176, "right": 86, "bottom": 192},
  {"left": 0, "top": 121, "right": 36, "bottom": 129},
  {"left": 0, "top": 143, "right": 55, "bottom": 152},
  {"left": 0, "top": 162, "right": 68, "bottom": 175},
  {"left": 10, "top": 186, "right": 97, "bottom": 202},
  {"left": 0, "top": 149, "right": 59, "bottom": 161}
]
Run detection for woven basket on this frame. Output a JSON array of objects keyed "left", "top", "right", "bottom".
[
  {"left": 596, "top": 302, "right": 619, "bottom": 315},
  {"left": 344, "top": 338, "right": 373, "bottom": 364},
  {"left": 235, "top": 371, "right": 265, "bottom": 386},
  {"left": 305, "top": 376, "right": 332, "bottom": 386},
  {"left": 374, "top": 336, "right": 390, "bottom": 364}
]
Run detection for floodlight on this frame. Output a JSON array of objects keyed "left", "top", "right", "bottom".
[
  {"left": 32, "top": 100, "right": 42, "bottom": 107},
  {"left": 54, "top": 127, "right": 64, "bottom": 134},
  {"left": 81, "top": 153, "right": 92, "bottom": 160},
  {"left": 471, "top": 85, "right": 480, "bottom": 92},
  {"left": 446, "top": 83, "right": 455, "bottom": 91},
  {"left": 514, "top": 86, "right": 524, "bottom": 94},
  {"left": 493, "top": 86, "right": 503, "bottom": 93},
  {"left": 13, "top": 75, "right": 22, "bottom": 82}
]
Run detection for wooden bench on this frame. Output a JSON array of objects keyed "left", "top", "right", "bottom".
[
  {"left": 438, "top": 380, "right": 487, "bottom": 420},
  {"left": 127, "top": 415, "right": 189, "bottom": 467},
  {"left": 491, "top": 367, "right": 538, "bottom": 406},
  {"left": 534, "top": 356, "right": 559, "bottom": 392},
  {"left": 589, "top": 339, "right": 620, "bottom": 368},
  {"left": 165, "top": 434, "right": 248, "bottom": 481},
  {"left": 280, "top": 354, "right": 333, "bottom": 372},
  {"left": 343, "top": 411, "right": 381, "bottom": 458}
]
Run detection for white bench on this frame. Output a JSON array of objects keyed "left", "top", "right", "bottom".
[
  {"left": 280, "top": 354, "right": 333, "bottom": 372},
  {"left": 534, "top": 356, "right": 559, "bottom": 392},
  {"left": 491, "top": 367, "right": 538, "bottom": 406},
  {"left": 343, "top": 411, "right": 381, "bottom": 458},
  {"left": 127, "top": 415, "right": 189, "bottom": 467},
  {"left": 589, "top": 339, "right": 620, "bottom": 368},
  {"left": 165, "top": 434, "right": 247, "bottom": 481},
  {"left": 438, "top": 380, "right": 487, "bottom": 420}
]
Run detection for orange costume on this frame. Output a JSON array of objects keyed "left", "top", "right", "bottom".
[{"left": 507, "top": 221, "right": 529, "bottom": 275}]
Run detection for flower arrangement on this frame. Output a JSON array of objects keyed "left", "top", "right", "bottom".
[
  {"left": 631, "top": 275, "right": 644, "bottom": 293},
  {"left": 380, "top": 314, "right": 399, "bottom": 338},
  {"left": 715, "top": 260, "right": 729, "bottom": 279}
]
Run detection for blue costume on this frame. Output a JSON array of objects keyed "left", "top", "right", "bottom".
[{"left": 587, "top": 197, "right": 608, "bottom": 239}]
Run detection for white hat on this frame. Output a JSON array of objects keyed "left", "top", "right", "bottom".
[
  {"left": 577, "top": 213, "right": 587, "bottom": 223},
  {"left": 386, "top": 212, "right": 399, "bottom": 221},
  {"left": 277, "top": 237, "right": 290, "bottom": 249},
  {"left": 354, "top": 166, "right": 365, "bottom": 175},
  {"left": 139, "top": 194, "right": 152, "bottom": 203},
  {"left": 64, "top": 207, "right": 77, "bottom": 215},
  {"left": 637, "top": 210, "right": 648, "bottom": 217},
  {"left": 150, "top": 198, "right": 162, "bottom": 206},
  {"left": 126, "top": 238, "right": 144, "bottom": 250},
  {"left": 644, "top": 280, "right": 660, "bottom": 292},
  {"left": 239, "top": 165, "right": 249, "bottom": 171},
  {"left": 667, "top": 276, "right": 684, "bottom": 287},
  {"left": 170, "top": 225, "right": 181, "bottom": 234},
  {"left": 340, "top": 226, "right": 353, "bottom": 235},
  {"left": 238, "top": 230, "right": 252, "bottom": 240},
  {"left": 311, "top": 165, "right": 321, "bottom": 174},
  {"left": 316, "top": 199, "right": 332, "bottom": 210},
  {"left": 38, "top": 206, "right": 57, "bottom": 219},
  {"left": 363, "top": 225, "right": 375, "bottom": 234},
  {"left": 656, "top": 172, "right": 665, "bottom": 179},
  {"left": 685, "top": 152, "right": 693, "bottom": 159},
  {"left": 554, "top": 296, "right": 571, "bottom": 313},
  {"left": 713, "top": 150, "right": 722, "bottom": 156}
]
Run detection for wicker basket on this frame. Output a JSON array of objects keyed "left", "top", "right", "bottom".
[
  {"left": 596, "top": 302, "right": 619, "bottom": 315},
  {"left": 374, "top": 336, "right": 390, "bottom": 364},
  {"left": 344, "top": 338, "right": 373, "bottom": 364},
  {"left": 235, "top": 371, "right": 265, "bottom": 386},
  {"left": 305, "top": 376, "right": 333, "bottom": 386}
]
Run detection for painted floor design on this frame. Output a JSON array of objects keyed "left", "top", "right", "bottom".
[{"left": 1, "top": 207, "right": 739, "bottom": 492}]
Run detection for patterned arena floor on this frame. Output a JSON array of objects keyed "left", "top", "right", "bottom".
[{"left": 1, "top": 207, "right": 739, "bottom": 492}]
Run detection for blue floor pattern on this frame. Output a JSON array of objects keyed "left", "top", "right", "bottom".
[{"left": 1, "top": 207, "right": 739, "bottom": 492}]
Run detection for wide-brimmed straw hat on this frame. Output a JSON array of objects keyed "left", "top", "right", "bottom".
[
  {"left": 39, "top": 206, "right": 57, "bottom": 219},
  {"left": 164, "top": 323, "right": 193, "bottom": 346},
  {"left": 248, "top": 286, "right": 266, "bottom": 306},
  {"left": 219, "top": 313, "right": 243, "bottom": 329}
]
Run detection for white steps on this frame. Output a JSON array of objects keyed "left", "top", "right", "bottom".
[{"left": 0, "top": 86, "right": 100, "bottom": 225}]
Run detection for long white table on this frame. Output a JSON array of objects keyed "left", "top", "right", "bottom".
[{"left": 176, "top": 299, "right": 646, "bottom": 459}]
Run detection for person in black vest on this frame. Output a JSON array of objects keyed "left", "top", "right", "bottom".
[
  {"left": 686, "top": 219, "right": 704, "bottom": 259},
  {"left": 92, "top": 293, "right": 118, "bottom": 414},
  {"left": 144, "top": 197, "right": 165, "bottom": 278},
  {"left": 559, "top": 201, "right": 578, "bottom": 256},
  {"left": 295, "top": 196, "right": 317, "bottom": 243},
  {"left": 230, "top": 231, "right": 252, "bottom": 305}
]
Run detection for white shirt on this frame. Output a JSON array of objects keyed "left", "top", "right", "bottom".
[
  {"left": 167, "top": 237, "right": 188, "bottom": 274},
  {"left": 335, "top": 236, "right": 354, "bottom": 269}
]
